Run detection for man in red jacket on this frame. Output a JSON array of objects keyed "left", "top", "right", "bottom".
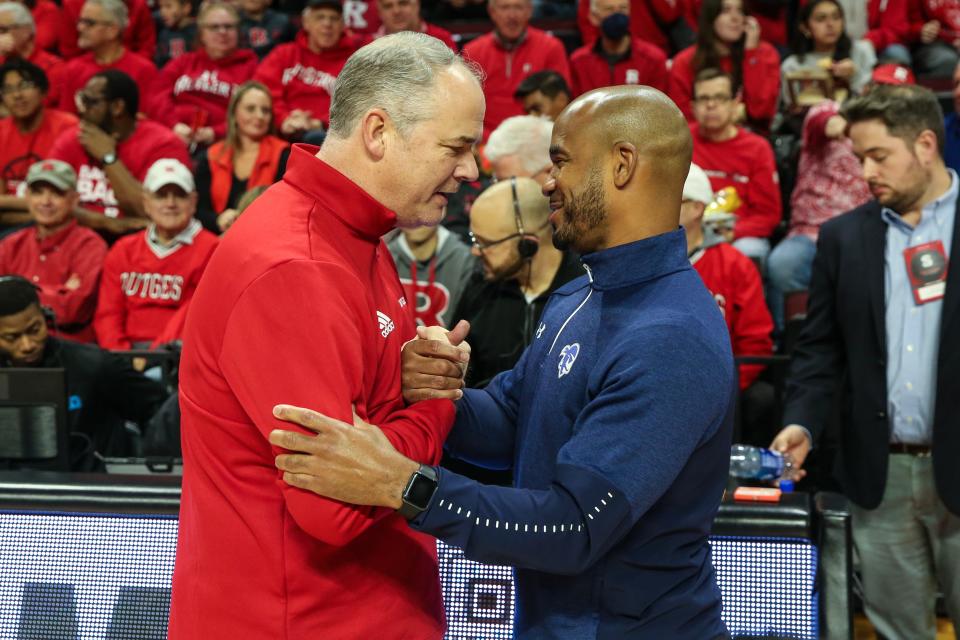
[
  {"left": 58, "top": 0, "right": 157, "bottom": 115},
  {"left": 373, "top": 0, "right": 457, "bottom": 49},
  {"left": 462, "top": 0, "right": 570, "bottom": 139},
  {"left": 681, "top": 162, "right": 774, "bottom": 441},
  {"left": 59, "top": 0, "right": 156, "bottom": 60},
  {"left": 691, "top": 68, "right": 781, "bottom": 265},
  {"left": 169, "top": 32, "right": 484, "bottom": 638},
  {"left": 866, "top": 0, "right": 911, "bottom": 65},
  {"left": 50, "top": 70, "right": 192, "bottom": 219},
  {"left": 94, "top": 158, "right": 217, "bottom": 349},
  {"left": 569, "top": 0, "right": 669, "bottom": 96},
  {"left": 255, "top": 0, "right": 362, "bottom": 141}
]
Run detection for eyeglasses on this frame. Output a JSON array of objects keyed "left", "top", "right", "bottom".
[
  {"left": 693, "top": 94, "right": 733, "bottom": 106},
  {"left": 1, "top": 80, "right": 37, "bottom": 95},
  {"left": 200, "top": 22, "right": 239, "bottom": 32},
  {"left": 0, "top": 24, "right": 26, "bottom": 35},
  {"left": 468, "top": 230, "right": 523, "bottom": 251},
  {"left": 77, "top": 17, "right": 115, "bottom": 28},
  {"left": 76, "top": 91, "right": 106, "bottom": 109}
]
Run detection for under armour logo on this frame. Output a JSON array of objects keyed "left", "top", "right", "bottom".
[
  {"left": 558, "top": 343, "right": 580, "bottom": 378},
  {"left": 377, "top": 311, "right": 395, "bottom": 338},
  {"left": 536, "top": 322, "right": 546, "bottom": 339}
]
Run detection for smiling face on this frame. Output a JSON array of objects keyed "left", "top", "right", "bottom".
[
  {"left": 234, "top": 86, "right": 272, "bottom": 140},
  {"left": 1, "top": 69, "right": 44, "bottom": 121},
  {"left": 543, "top": 110, "right": 608, "bottom": 254},
  {"left": 144, "top": 184, "right": 197, "bottom": 237},
  {"left": 77, "top": 1, "right": 121, "bottom": 50},
  {"left": 26, "top": 182, "right": 77, "bottom": 230},
  {"left": 849, "top": 118, "right": 932, "bottom": 214},
  {"left": 381, "top": 66, "right": 484, "bottom": 229}
]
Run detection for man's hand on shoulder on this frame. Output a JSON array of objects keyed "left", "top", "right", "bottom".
[{"left": 401, "top": 320, "right": 471, "bottom": 404}]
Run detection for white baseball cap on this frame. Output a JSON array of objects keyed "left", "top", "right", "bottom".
[
  {"left": 682, "top": 163, "right": 714, "bottom": 205},
  {"left": 144, "top": 158, "right": 195, "bottom": 193}
]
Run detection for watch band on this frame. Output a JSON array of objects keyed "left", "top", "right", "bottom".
[{"left": 397, "top": 464, "right": 439, "bottom": 521}]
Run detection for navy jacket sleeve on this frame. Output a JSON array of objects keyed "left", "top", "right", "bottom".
[
  {"left": 412, "top": 324, "right": 733, "bottom": 575},
  {"left": 443, "top": 346, "right": 530, "bottom": 470}
]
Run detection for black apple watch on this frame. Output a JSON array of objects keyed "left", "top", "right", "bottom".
[{"left": 398, "top": 464, "right": 439, "bottom": 520}]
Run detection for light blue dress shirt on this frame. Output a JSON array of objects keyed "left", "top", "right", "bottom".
[{"left": 881, "top": 170, "right": 957, "bottom": 445}]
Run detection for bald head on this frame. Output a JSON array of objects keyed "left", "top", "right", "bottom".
[
  {"left": 475, "top": 177, "right": 550, "bottom": 229},
  {"left": 546, "top": 86, "right": 692, "bottom": 252}
]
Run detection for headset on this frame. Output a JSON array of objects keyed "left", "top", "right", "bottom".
[
  {"left": 510, "top": 176, "right": 540, "bottom": 260},
  {"left": 0, "top": 274, "right": 58, "bottom": 326}
]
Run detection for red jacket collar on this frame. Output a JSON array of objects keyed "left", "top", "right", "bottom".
[{"left": 283, "top": 144, "right": 397, "bottom": 240}]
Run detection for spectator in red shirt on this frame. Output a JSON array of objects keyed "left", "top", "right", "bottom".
[
  {"left": 195, "top": 81, "right": 290, "bottom": 232},
  {"left": 0, "top": 2, "right": 64, "bottom": 106},
  {"left": 461, "top": 0, "right": 571, "bottom": 139},
  {"left": 514, "top": 70, "right": 571, "bottom": 119},
  {"left": 570, "top": 0, "right": 669, "bottom": 96},
  {"left": 866, "top": 0, "right": 911, "bottom": 65},
  {"left": 58, "top": 0, "right": 158, "bottom": 115},
  {"left": 372, "top": 0, "right": 457, "bottom": 49},
  {"left": 94, "top": 158, "right": 218, "bottom": 349},
  {"left": 59, "top": 0, "right": 156, "bottom": 61},
  {"left": 0, "top": 60, "right": 77, "bottom": 195},
  {"left": 26, "top": 0, "right": 60, "bottom": 53},
  {"left": 908, "top": 0, "right": 960, "bottom": 77},
  {"left": 578, "top": 0, "right": 687, "bottom": 55},
  {"left": 0, "top": 160, "right": 107, "bottom": 341},
  {"left": 50, "top": 70, "right": 191, "bottom": 220},
  {"left": 691, "top": 68, "right": 781, "bottom": 264},
  {"left": 149, "top": 1, "right": 258, "bottom": 149},
  {"left": 255, "top": 0, "right": 362, "bottom": 142},
  {"left": 669, "top": 0, "right": 780, "bottom": 131},
  {"left": 484, "top": 114, "right": 553, "bottom": 184},
  {"left": 681, "top": 161, "right": 774, "bottom": 441}
]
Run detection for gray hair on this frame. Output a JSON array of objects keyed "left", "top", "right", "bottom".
[
  {"left": 328, "top": 32, "right": 482, "bottom": 139},
  {"left": 0, "top": 2, "right": 34, "bottom": 33},
  {"left": 484, "top": 115, "right": 553, "bottom": 175},
  {"left": 84, "top": 0, "right": 129, "bottom": 30}
]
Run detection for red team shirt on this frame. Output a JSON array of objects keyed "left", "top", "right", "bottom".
[
  {"left": 0, "top": 48, "right": 66, "bottom": 107},
  {"left": 169, "top": 145, "right": 453, "bottom": 639},
  {"left": 58, "top": 50, "right": 158, "bottom": 115},
  {"left": 0, "top": 221, "right": 107, "bottom": 341},
  {"left": 462, "top": 28, "right": 571, "bottom": 139},
  {"left": 569, "top": 37, "right": 670, "bottom": 96},
  {"left": 94, "top": 220, "right": 218, "bottom": 349},
  {"left": 49, "top": 120, "right": 191, "bottom": 218},
  {"left": 0, "top": 109, "right": 78, "bottom": 195},
  {"left": 31, "top": 0, "right": 62, "bottom": 53},
  {"left": 254, "top": 31, "right": 362, "bottom": 126},
  {"left": 691, "top": 242, "right": 774, "bottom": 389},
  {"left": 691, "top": 123, "right": 782, "bottom": 240},
  {"left": 148, "top": 48, "right": 259, "bottom": 139}
]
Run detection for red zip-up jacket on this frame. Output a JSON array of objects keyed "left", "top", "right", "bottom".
[
  {"left": 147, "top": 48, "right": 259, "bottom": 139},
  {"left": 907, "top": 0, "right": 960, "bottom": 44},
  {"left": 668, "top": 42, "right": 780, "bottom": 127},
  {"left": 168, "top": 144, "right": 453, "bottom": 639},
  {"left": 691, "top": 242, "right": 773, "bottom": 390},
  {"left": 691, "top": 123, "right": 782, "bottom": 240},
  {"left": 866, "top": 0, "right": 910, "bottom": 50},
  {"left": 254, "top": 31, "right": 362, "bottom": 126},
  {"left": 58, "top": 0, "right": 156, "bottom": 60},
  {"left": 569, "top": 37, "right": 669, "bottom": 96},
  {"left": 577, "top": 0, "right": 684, "bottom": 54},
  {"left": 462, "top": 28, "right": 571, "bottom": 139}
]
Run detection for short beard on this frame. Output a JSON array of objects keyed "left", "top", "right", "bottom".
[
  {"left": 552, "top": 167, "right": 605, "bottom": 252},
  {"left": 877, "top": 158, "right": 930, "bottom": 215}
]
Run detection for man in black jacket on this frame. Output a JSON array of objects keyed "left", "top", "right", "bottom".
[
  {"left": 0, "top": 275, "right": 166, "bottom": 466},
  {"left": 771, "top": 84, "right": 960, "bottom": 638},
  {"left": 450, "top": 177, "right": 583, "bottom": 388}
]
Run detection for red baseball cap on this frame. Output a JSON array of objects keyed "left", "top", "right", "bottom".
[{"left": 871, "top": 64, "right": 916, "bottom": 86}]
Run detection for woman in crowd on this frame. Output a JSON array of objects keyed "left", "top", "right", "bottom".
[
  {"left": 148, "top": 0, "right": 258, "bottom": 148},
  {"left": 194, "top": 81, "right": 289, "bottom": 233},
  {"left": 780, "top": 0, "right": 876, "bottom": 111},
  {"left": 669, "top": 0, "right": 781, "bottom": 130}
]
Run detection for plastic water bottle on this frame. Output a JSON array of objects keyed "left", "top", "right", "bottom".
[{"left": 729, "top": 444, "right": 794, "bottom": 481}]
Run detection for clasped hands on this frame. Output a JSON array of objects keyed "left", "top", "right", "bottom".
[{"left": 267, "top": 320, "right": 471, "bottom": 507}]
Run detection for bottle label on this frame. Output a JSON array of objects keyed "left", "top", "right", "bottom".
[{"left": 757, "top": 449, "right": 785, "bottom": 481}]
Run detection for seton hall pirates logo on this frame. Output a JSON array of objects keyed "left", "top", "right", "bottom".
[{"left": 558, "top": 343, "right": 580, "bottom": 378}]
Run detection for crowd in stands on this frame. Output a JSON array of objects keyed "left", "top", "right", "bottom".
[{"left": 0, "top": 0, "right": 958, "bottom": 488}]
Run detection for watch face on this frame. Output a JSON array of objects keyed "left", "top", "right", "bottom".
[{"left": 406, "top": 472, "right": 438, "bottom": 510}]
